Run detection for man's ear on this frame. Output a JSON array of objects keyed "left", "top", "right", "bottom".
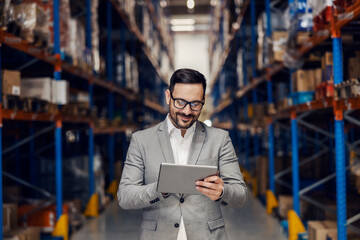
[{"left": 165, "top": 89, "right": 170, "bottom": 105}]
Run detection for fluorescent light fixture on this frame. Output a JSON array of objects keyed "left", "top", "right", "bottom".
[
  {"left": 170, "top": 19, "right": 195, "bottom": 25},
  {"left": 187, "top": 0, "right": 195, "bottom": 9},
  {"left": 171, "top": 25, "right": 195, "bottom": 32}
]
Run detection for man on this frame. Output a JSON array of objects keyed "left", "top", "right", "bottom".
[{"left": 118, "top": 68, "right": 248, "bottom": 240}]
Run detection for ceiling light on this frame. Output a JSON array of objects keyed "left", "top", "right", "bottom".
[
  {"left": 171, "top": 25, "right": 195, "bottom": 32},
  {"left": 187, "top": 0, "right": 195, "bottom": 9},
  {"left": 170, "top": 18, "right": 195, "bottom": 25}
]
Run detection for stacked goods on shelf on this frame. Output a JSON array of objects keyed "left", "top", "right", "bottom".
[
  {"left": 334, "top": 51, "right": 360, "bottom": 99},
  {"left": 11, "top": 3, "right": 50, "bottom": 48},
  {"left": 289, "top": 69, "right": 320, "bottom": 105},
  {"left": 2, "top": 70, "right": 21, "bottom": 110},
  {"left": 272, "top": 31, "right": 288, "bottom": 63},
  {"left": 3, "top": 203, "right": 41, "bottom": 240},
  {"left": 20, "top": 77, "right": 69, "bottom": 113},
  {"left": 4, "top": 227, "right": 41, "bottom": 240},
  {"left": 277, "top": 195, "right": 308, "bottom": 219},
  {"left": 125, "top": 53, "right": 139, "bottom": 93},
  {"left": 37, "top": 152, "right": 106, "bottom": 218},
  {"left": 63, "top": 89, "right": 90, "bottom": 117},
  {"left": 308, "top": 221, "right": 337, "bottom": 240},
  {"left": 257, "top": 9, "right": 287, "bottom": 70},
  {"left": 91, "top": 0, "right": 100, "bottom": 74},
  {"left": 275, "top": 82, "right": 289, "bottom": 111},
  {"left": 349, "top": 151, "right": 360, "bottom": 192},
  {"left": 17, "top": 204, "right": 68, "bottom": 233}
]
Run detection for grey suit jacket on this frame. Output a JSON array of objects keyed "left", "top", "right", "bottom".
[{"left": 118, "top": 119, "right": 248, "bottom": 240}]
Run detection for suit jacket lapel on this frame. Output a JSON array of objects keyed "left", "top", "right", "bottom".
[
  {"left": 187, "top": 121, "right": 206, "bottom": 166},
  {"left": 157, "top": 120, "right": 175, "bottom": 164}
]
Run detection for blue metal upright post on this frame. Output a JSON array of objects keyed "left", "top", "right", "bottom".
[
  {"left": 0, "top": 35, "right": 3, "bottom": 239},
  {"left": 54, "top": 0, "right": 63, "bottom": 220},
  {"left": 291, "top": 112, "right": 300, "bottom": 215},
  {"left": 107, "top": 0, "right": 115, "bottom": 184},
  {"left": 120, "top": 20, "right": 127, "bottom": 162},
  {"left": 265, "top": 0, "right": 275, "bottom": 193},
  {"left": 86, "top": 0, "right": 95, "bottom": 198},
  {"left": 241, "top": 21, "right": 250, "bottom": 170},
  {"left": 250, "top": 0, "right": 259, "bottom": 158},
  {"left": 333, "top": 34, "right": 347, "bottom": 240},
  {"left": 29, "top": 124, "right": 36, "bottom": 186}
]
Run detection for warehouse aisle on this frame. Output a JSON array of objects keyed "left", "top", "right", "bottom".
[{"left": 71, "top": 193, "right": 284, "bottom": 240}]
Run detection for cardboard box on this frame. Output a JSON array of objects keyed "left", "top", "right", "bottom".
[
  {"left": 297, "top": 32, "right": 312, "bottom": 46},
  {"left": 308, "top": 221, "right": 337, "bottom": 240},
  {"left": 4, "top": 227, "right": 41, "bottom": 240},
  {"left": 272, "top": 31, "right": 288, "bottom": 62},
  {"left": 278, "top": 195, "right": 308, "bottom": 219},
  {"left": 2, "top": 70, "right": 21, "bottom": 96},
  {"left": 348, "top": 57, "right": 358, "bottom": 79},
  {"left": 292, "top": 70, "right": 316, "bottom": 92},
  {"left": 315, "top": 68, "right": 323, "bottom": 86},
  {"left": 3, "top": 204, "right": 18, "bottom": 233},
  {"left": 256, "top": 156, "right": 268, "bottom": 195},
  {"left": 51, "top": 80, "right": 68, "bottom": 105},
  {"left": 21, "top": 78, "right": 52, "bottom": 102}
]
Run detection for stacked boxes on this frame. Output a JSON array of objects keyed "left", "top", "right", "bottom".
[
  {"left": 272, "top": 31, "right": 288, "bottom": 63},
  {"left": 3, "top": 204, "right": 17, "bottom": 233},
  {"left": 2, "top": 70, "right": 21, "bottom": 109},
  {"left": 20, "top": 78, "right": 69, "bottom": 105},
  {"left": 308, "top": 221, "right": 337, "bottom": 240}
]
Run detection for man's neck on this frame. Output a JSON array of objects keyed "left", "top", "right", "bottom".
[{"left": 167, "top": 115, "right": 188, "bottom": 138}]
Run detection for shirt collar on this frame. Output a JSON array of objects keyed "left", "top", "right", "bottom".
[{"left": 167, "top": 114, "right": 196, "bottom": 138}]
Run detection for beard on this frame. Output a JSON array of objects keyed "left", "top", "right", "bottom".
[{"left": 169, "top": 111, "right": 198, "bottom": 130}]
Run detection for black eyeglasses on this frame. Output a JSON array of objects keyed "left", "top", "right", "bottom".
[{"left": 170, "top": 92, "right": 204, "bottom": 111}]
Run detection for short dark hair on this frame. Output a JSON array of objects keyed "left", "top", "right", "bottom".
[{"left": 169, "top": 68, "right": 207, "bottom": 98}]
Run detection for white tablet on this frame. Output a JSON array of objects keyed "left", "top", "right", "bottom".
[{"left": 156, "top": 163, "right": 218, "bottom": 195}]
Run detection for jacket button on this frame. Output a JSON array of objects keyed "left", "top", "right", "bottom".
[
  {"left": 174, "top": 223, "right": 179, "bottom": 228},
  {"left": 180, "top": 198, "right": 184, "bottom": 203}
]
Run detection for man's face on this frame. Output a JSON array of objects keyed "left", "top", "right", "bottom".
[{"left": 165, "top": 83, "right": 204, "bottom": 130}]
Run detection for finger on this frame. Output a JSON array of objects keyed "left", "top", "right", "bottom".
[
  {"left": 204, "top": 176, "right": 223, "bottom": 183},
  {"left": 196, "top": 186, "right": 220, "bottom": 196},
  {"left": 196, "top": 181, "right": 218, "bottom": 190}
]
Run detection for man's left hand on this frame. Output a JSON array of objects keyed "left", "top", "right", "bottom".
[{"left": 196, "top": 175, "right": 224, "bottom": 201}]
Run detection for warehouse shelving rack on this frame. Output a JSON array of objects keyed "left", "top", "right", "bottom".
[
  {"left": 0, "top": 0, "right": 171, "bottom": 239},
  {"left": 210, "top": 1, "right": 360, "bottom": 240}
]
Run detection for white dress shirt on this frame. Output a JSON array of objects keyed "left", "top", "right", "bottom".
[{"left": 167, "top": 115, "right": 196, "bottom": 240}]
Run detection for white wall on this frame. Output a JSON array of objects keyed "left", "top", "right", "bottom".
[{"left": 173, "top": 33, "right": 210, "bottom": 85}]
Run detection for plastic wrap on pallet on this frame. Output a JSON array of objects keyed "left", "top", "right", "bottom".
[
  {"left": 237, "top": 49, "right": 244, "bottom": 88},
  {"left": 0, "top": 0, "right": 12, "bottom": 28},
  {"left": 59, "top": 0, "right": 71, "bottom": 55},
  {"left": 92, "top": 0, "right": 100, "bottom": 73},
  {"left": 308, "top": 0, "right": 332, "bottom": 31},
  {"left": 257, "top": 9, "right": 286, "bottom": 70},
  {"left": 67, "top": 19, "right": 85, "bottom": 68},
  {"left": 13, "top": 3, "right": 50, "bottom": 46}
]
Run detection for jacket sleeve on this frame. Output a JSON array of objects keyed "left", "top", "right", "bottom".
[
  {"left": 217, "top": 131, "right": 248, "bottom": 208},
  {"left": 117, "top": 133, "right": 165, "bottom": 209}
]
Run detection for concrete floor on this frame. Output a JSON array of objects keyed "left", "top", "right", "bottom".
[{"left": 71, "top": 193, "right": 285, "bottom": 240}]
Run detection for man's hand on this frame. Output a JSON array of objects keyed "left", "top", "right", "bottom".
[{"left": 196, "top": 175, "right": 224, "bottom": 201}]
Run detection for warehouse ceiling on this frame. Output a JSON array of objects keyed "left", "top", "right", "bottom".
[{"left": 165, "top": 0, "right": 212, "bottom": 32}]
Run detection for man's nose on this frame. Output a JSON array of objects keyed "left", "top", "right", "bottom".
[{"left": 182, "top": 104, "right": 192, "bottom": 115}]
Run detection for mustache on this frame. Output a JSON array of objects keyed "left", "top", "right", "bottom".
[{"left": 177, "top": 113, "right": 195, "bottom": 118}]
